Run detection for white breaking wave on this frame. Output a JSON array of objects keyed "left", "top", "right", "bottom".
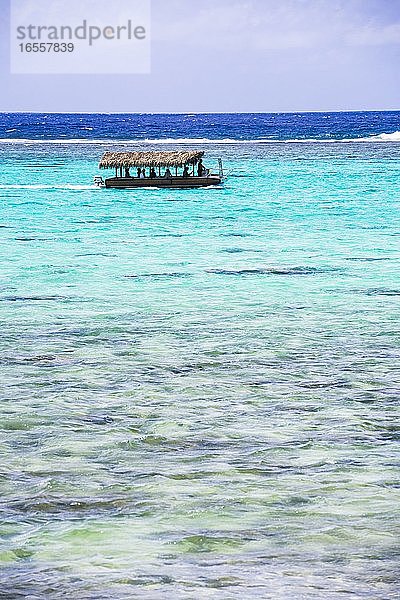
[
  {"left": 352, "top": 131, "right": 400, "bottom": 142},
  {"left": 0, "top": 132, "right": 399, "bottom": 144},
  {"left": 0, "top": 137, "right": 257, "bottom": 145}
]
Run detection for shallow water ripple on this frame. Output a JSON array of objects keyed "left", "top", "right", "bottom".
[{"left": 0, "top": 140, "right": 400, "bottom": 599}]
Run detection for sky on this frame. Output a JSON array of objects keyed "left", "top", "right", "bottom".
[{"left": 0, "top": 0, "right": 399, "bottom": 112}]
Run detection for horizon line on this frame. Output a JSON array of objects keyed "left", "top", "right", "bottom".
[{"left": 0, "top": 109, "right": 399, "bottom": 115}]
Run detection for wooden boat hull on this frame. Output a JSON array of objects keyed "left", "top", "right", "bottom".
[{"left": 104, "top": 176, "right": 222, "bottom": 189}]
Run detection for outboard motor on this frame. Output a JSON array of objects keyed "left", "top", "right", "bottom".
[{"left": 93, "top": 176, "right": 105, "bottom": 187}]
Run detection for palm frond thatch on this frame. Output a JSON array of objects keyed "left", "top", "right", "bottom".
[{"left": 99, "top": 151, "right": 204, "bottom": 169}]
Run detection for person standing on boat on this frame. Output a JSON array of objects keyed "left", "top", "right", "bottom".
[
  {"left": 140, "top": 168, "right": 146, "bottom": 178},
  {"left": 164, "top": 167, "right": 172, "bottom": 178},
  {"left": 137, "top": 167, "right": 142, "bottom": 178},
  {"left": 197, "top": 159, "right": 206, "bottom": 177},
  {"left": 150, "top": 167, "right": 157, "bottom": 178},
  {"left": 125, "top": 167, "right": 131, "bottom": 177},
  {"left": 183, "top": 165, "right": 189, "bottom": 178}
]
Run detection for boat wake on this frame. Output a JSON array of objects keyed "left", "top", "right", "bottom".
[{"left": 0, "top": 184, "right": 97, "bottom": 190}]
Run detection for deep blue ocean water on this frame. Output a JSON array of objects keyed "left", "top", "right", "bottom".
[
  {"left": 1, "top": 110, "right": 400, "bottom": 142},
  {"left": 0, "top": 112, "right": 400, "bottom": 599}
]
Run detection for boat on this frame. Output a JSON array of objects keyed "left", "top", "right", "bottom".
[{"left": 94, "top": 151, "right": 223, "bottom": 189}]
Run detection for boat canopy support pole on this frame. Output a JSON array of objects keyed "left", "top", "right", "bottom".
[{"left": 218, "top": 158, "right": 224, "bottom": 179}]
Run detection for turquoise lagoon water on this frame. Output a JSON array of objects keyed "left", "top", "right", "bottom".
[{"left": 0, "top": 136, "right": 400, "bottom": 599}]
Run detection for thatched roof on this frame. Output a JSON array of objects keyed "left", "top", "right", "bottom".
[{"left": 99, "top": 151, "right": 204, "bottom": 169}]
